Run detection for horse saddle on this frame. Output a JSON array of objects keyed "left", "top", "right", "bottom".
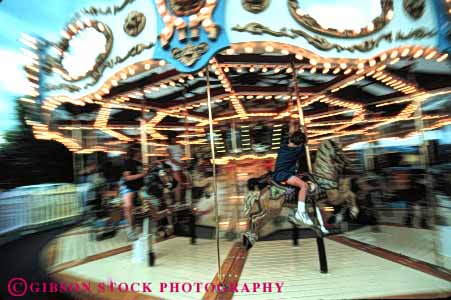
[
  {"left": 268, "top": 179, "right": 299, "bottom": 207},
  {"left": 268, "top": 173, "right": 321, "bottom": 207}
]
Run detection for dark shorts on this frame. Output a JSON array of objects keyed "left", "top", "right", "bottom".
[{"left": 273, "top": 171, "right": 295, "bottom": 183}]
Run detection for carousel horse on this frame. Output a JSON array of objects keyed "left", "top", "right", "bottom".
[
  {"left": 135, "top": 163, "right": 177, "bottom": 237},
  {"left": 138, "top": 163, "right": 212, "bottom": 239},
  {"left": 311, "top": 139, "right": 359, "bottom": 222},
  {"left": 242, "top": 139, "right": 358, "bottom": 248}
]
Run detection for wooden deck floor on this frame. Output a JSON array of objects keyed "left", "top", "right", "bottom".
[
  {"left": 234, "top": 239, "right": 450, "bottom": 300},
  {"left": 40, "top": 225, "right": 451, "bottom": 300}
]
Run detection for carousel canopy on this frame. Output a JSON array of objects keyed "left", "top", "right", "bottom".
[{"left": 18, "top": 0, "right": 451, "bottom": 157}]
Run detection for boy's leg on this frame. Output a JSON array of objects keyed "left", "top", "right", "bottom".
[
  {"left": 286, "top": 176, "right": 313, "bottom": 226},
  {"left": 172, "top": 170, "right": 184, "bottom": 204},
  {"left": 287, "top": 175, "right": 308, "bottom": 210},
  {"left": 123, "top": 191, "right": 138, "bottom": 240}
]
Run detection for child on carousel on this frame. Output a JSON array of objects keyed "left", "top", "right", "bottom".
[
  {"left": 120, "top": 143, "right": 147, "bottom": 241},
  {"left": 272, "top": 129, "right": 315, "bottom": 227},
  {"left": 166, "top": 133, "right": 189, "bottom": 205}
]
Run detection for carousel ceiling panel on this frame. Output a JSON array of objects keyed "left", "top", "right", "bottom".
[
  {"left": 407, "top": 73, "right": 451, "bottom": 91},
  {"left": 73, "top": 112, "right": 98, "bottom": 122},
  {"left": 60, "top": 103, "right": 100, "bottom": 115},
  {"left": 422, "top": 95, "right": 451, "bottom": 112},
  {"left": 145, "top": 85, "right": 185, "bottom": 99},
  {"left": 109, "top": 110, "right": 140, "bottom": 122},
  {"left": 412, "top": 60, "right": 451, "bottom": 74},
  {"left": 122, "top": 129, "right": 140, "bottom": 136},
  {"left": 51, "top": 109, "right": 75, "bottom": 121},
  {"left": 119, "top": 70, "right": 159, "bottom": 85},
  {"left": 332, "top": 86, "right": 379, "bottom": 103},
  {"left": 360, "top": 83, "right": 397, "bottom": 97}
]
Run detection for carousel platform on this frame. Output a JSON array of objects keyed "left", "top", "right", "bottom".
[
  {"left": 40, "top": 225, "right": 451, "bottom": 300},
  {"left": 343, "top": 225, "right": 451, "bottom": 270}
]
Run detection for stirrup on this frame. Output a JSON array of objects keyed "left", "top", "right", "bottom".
[{"left": 242, "top": 232, "right": 257, "bottom": 249}]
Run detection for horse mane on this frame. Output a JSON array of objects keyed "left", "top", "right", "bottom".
[{"left": 313, "top": 139, "right": 348, "bottom": 181}]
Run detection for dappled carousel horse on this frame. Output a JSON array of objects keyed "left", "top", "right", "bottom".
[
  {"left": 242, "top": 139, "right": 358, "bottom": 248},
  {"left": 137, "top": 163, "right": 212, "bottom": 238},
  {"left": 135, "top": 163, "right": 177, "bottom": 235}
]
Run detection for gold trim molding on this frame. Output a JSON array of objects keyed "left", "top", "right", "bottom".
[
  {"left": 82, "top": 0, "right": 136, "bottom": 16},
  {"left": 53, "top": 21, "right": 113, "bottom": 82},
  {"left": 156, "top": 0, "right": 219, "bottom": 48},
  {"left": 242, "top": 0, "right": 270, "bottom": 14},
  {"left": 104, "top": 42, "right": 154, "bottom": 69},
  {"left": 84, "top": 42, "right": 155, "bottom": 88},
  {"left": 232, "top": 22, "right": 436, "bottom": 52},
  {"left": 171, "top": 43, "right": 209, "bottom": 66},
  {"left": 44, "top": 83, "right": 81, "bottom": 92},
  {"left": 288, "top": 0, "right": 394, "bottom": 39},
  {"left": 403, "top": 0, "right": 425, "bottom": 20},
  {"left": 123, "top": 11, "right": 146, "bottom": 37},
  {"left": 168, "top": 0, "right": 206, "bottom": 17}
]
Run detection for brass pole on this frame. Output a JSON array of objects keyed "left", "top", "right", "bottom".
[
  {"left": 182, "top": 84, "right": 192, "bottom": 205},
  {"left": 291, "top": 61, "right": 312, "bottom": 172},
  {"left": 231, "top": 120, "right": 238, "bottom": 153},
  {"left": 183, "top": 84, "right": 191, "bottom": 159},
  {"left": 141, "top": 92, "right": 149, "bottom": 168},
  {"left": 72, "top": 122, "right": 83, "bottom": 182},
  {"left": 206, "top": 68, "right": 222, "bottom": 281},
  {"left": 292, "top": 59, "right": 328, "bottom": 273}
]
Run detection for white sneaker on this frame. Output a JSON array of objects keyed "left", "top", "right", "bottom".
[
  {"left": 127, "top": 230, "right": 139, "bottom": 241},
  {"left": 290, "top": 211, "right": 314, "bottom": 226},
  {"left": 320, "top": 226, "right": 330, "bottom": 235}
]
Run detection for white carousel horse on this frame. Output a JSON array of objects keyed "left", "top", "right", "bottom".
[{"left": 242, "top": 139, "right": 359, "bottom": 248}]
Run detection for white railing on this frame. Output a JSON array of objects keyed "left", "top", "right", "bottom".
[{"left": 0, "top": 183, "right": 86, "bottom": 236}]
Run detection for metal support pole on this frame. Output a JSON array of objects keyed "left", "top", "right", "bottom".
[
  {"left": 72, "top": 124, "right": 83, "bottom": 183},
  {"left": 141, "top": 95, "right": 149, "bottom": 168},
  {"left": 292, "top": 59, "right": 328, "bottom": 273},
  {"left": 206, "top": 68, "right": 222, "bottom": 281},
  {"left": 292, "top": 224, "right": 300, "bottom": 246},
  {"left": 230, "top": 121, "right": 241, "bottom": 240},
  {"left": 413, "top": 100, "right": 440, "bottom": 266},
  {"left": 190, "top": 212, "right": 197, "bottom": 244},
  {"left": 140, "top": 119, "right": 149, "bottom": 167},
  {"left": 182, "top": 84, "right": 192, "bottom": 205},
  {"left": 183, "top": 86, "right": 191, "bottom": 160},
  {"left": 231, "top": 120, "right": 238, "bottom": 153}
]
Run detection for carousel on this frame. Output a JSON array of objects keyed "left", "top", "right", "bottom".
[{"left": 19, "top": 0, "right": 451, "bottom": 299}]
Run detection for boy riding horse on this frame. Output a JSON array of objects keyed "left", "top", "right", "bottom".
[{"left": 272, "top": 130, "right": 315, "bottom": 226}]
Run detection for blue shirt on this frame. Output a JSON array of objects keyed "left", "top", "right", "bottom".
[{"left": 273, "top": 138, "right": 305, "bottom": 182}]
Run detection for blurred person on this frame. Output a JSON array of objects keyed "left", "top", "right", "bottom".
[
  {"left": 166, "top": 133, "right": 187, "bottom": 204},
  {"left": 78, "top": 156, "right": 101, "bottom": 184},
  {"left": 79, "top": 158, "right": 105, "bottom": 216},
  {"left": 120, "top": 143, "right": 146, "bottom": 241},
  {"left": 272, "top": 129, "right": 313, "bottom": 226},
  {"left": 191, "top": 153, "right": 212, "bottom": 200},
  {"left": 403, "top": 172, "right": 430, "bottom": 229}
]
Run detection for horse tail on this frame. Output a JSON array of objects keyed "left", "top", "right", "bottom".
[
  {"left": 247, "top": 178, "right": 260, "bottom": 191},
  {"left": 247, "top": 173, "right": 270, "bottom": 191}
]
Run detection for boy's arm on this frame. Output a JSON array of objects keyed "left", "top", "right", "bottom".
[{"left": 288, "top": 123, "right": 300, "bottom": 135}]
